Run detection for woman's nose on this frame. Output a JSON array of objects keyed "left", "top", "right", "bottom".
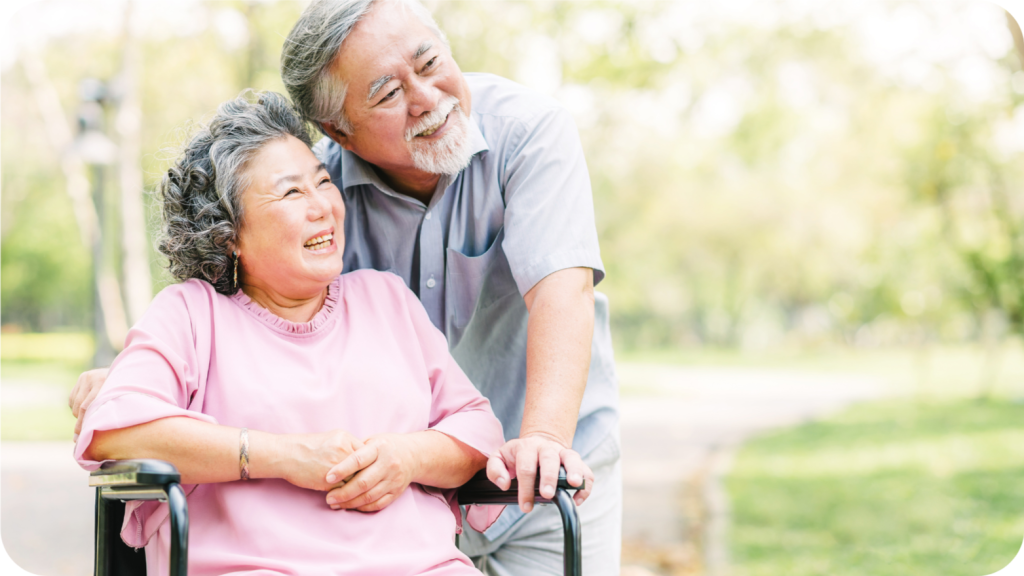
[{"left": 309, "top": 189, "right": 331, "bottom": 219}]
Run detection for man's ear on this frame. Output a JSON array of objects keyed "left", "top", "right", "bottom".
[{"left": 320, "top": 122, "right": 353, "bottom": 150}]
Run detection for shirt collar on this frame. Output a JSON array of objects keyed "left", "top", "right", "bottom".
[{"left": 338, "top": 113, "right": 490, "bottom": 196}]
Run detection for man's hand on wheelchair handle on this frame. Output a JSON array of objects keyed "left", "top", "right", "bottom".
[
  {"left": 70, "top": 368, "right": 109, "bottom": 435},
  {"left": 487, "top": 433, "right": 594, "bottom": 512}
]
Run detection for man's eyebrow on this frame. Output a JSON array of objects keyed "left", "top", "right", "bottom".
[
  {"left": 274, "top": 163, "right": 329, "bottom": 187},
  {"left": 367, "top": 74, "right": 394, "bottom": 102},
  {"left": 413, "top": 40, "right": 433, "bottom": 60}
]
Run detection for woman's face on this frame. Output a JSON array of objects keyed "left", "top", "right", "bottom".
[{"left": 235, "top": 135, "right": 345, "bottom": 299}]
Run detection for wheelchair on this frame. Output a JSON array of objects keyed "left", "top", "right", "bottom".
[{"left": 91, "top": 459, "right": 583, "bottom": 576}]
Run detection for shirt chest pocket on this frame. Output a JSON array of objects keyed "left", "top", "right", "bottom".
[{"left": 445, "top": 227, "right": 520, "bottom": 334}]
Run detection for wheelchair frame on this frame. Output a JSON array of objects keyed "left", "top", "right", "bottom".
[{"left": 91, "top": 459, "right": 582, "bottom": 576}]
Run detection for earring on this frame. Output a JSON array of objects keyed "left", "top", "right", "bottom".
[{"left": 233, "top": 252, "right": 239, "bottom": 290}]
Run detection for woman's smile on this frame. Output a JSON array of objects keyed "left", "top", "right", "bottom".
[{"left": 303, "top": 228, "right": 336, "bottom": 253}]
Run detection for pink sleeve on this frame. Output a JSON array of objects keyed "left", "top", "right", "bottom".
[
  {"left": 393, "top": 276, "right": 507, "bottom": 532},
  {"left": 74, "top": 282, "right": 217, "bottom": 470},
  {"left": 72, "top": 281, "right": 216, "bottom": 548}
]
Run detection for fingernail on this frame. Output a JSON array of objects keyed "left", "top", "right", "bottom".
[
  {"left": 497, "top": 475, "right": 507, "bottom": 484},
  {"left": 544, "top": 484, "right": 554, "bottom": 496},
  {"left": 523, "top": 502, "right": 532, "bottom": 513},
  {"left": 327, "top": 474, "right": 337, "bottom": 483},
  {"left": 330, "top": 505, "right": 340, "bottom": 510},
  {"left": 327, "top": 498, "right": 337, "bottom": 505},
  {"left": 570, "top": 474, "right": 582, "bottom": 484}
]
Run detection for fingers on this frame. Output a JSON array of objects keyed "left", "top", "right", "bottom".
[
  {"left": 71, "top": 369, "right": 107, "bottom": 435},
  {"left": 486, "top": 454, "right": 511, "bottom": 490},
  {"left": 69, "top": 377, "right": 87, "bottom": 417},
  {"left": 328, "top": 458, "right": 386, "bottom": 504},
  {"left": 354, "top": 492, "right": 397, "bottom": 513},
  {"left": 537, "top": 446, "right": 561, "bottom": 500},
  {"left": 572, "top": 470, "right": 595, "bottom": 506},
  {"left": 564, "top": 452, "right": 595, "bottom": 506},
  {"left": 80, "top": 385, "right": 101, "bottom": 419},
  {"left": 559, "top": 449, "right": 587, "bottom": 488},
  {"left": 70, "top": 368, "right": 108, "bottom": 418},
  {"left": 514, "top": 444, "right": 539, "bottom": 513},
  {"left": 325, "top": 487, "right": 398, "bottom": 513},
  {"left": 327, "top": 466, "right": 394, "bottom": 510},
  {"left": 326, "top": 444, "right": 378, "bottom": 485}
]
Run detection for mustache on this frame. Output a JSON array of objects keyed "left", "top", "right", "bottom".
[{"left": 405, "top": 96, "right": 460, "bottom": 141}]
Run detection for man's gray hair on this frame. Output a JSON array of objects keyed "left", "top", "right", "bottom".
[
  {"left": 158, "top": 90, "right": 312, "bottom": 295},
  {"left": 281, "top": 0, "right": 448, "bottom": 135}
]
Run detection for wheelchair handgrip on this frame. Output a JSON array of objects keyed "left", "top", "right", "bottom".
[{"left": 457, "top": 467, "right": 583, "bottom": 505}]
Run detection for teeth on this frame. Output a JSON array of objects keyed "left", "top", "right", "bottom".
[
  {"left": 304, "top": 234, "right": 333, "bottom": 249},
  {"left": 418, "top": 116, "right": 448, "bottom": 137}
]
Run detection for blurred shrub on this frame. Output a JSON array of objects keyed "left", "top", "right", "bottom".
[{"left": 1, "top": 333, "right": 94, "bottom": 364}]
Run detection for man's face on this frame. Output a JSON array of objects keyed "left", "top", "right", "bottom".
[{"left": 327, "top": 0, "right": 473, "bottom": 180}]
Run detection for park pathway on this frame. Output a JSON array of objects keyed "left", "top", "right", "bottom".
[
  {"left": 616, "top": 363, "right": 885, "bottom": 576},
  {"left": 1, "top": 363, "right": 885, "bottom": 576}
]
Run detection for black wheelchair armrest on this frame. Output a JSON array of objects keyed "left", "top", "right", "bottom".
[
  {"left": 457, "top": 468, "right": 583, "bottom": 576},
  {"left": 90, "top": 459, "right": 182, "bottom": 493},
  {"left": 92, "top": 459, "right": 188, "bottom": 576}
]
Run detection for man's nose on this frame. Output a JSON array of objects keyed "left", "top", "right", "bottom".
[{"left": 406, "top": 76, "right": 440, "bottom": 118}]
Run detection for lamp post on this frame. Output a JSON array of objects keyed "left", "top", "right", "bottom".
[{"left": 74, "top": 78, "right": 119, "bottom": 367}]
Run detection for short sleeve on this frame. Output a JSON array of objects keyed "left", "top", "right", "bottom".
[
  {"left": 74, "top": 282, "right": 217, "bottom": 470},
  {"left": 501, "top": 106, "right": 605, "bottom": 295}
]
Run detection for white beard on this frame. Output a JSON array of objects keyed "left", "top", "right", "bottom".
[{"left": 406, "top": 100, "right": 474, "bottom": 176}]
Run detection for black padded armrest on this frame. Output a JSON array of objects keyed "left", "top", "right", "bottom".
[
  {"left": 89, "top": 459, "right": 181, "bottom": 488},
  {"left": 91, "top": 459, "right": 189, "bottom": 576},
  {"left": 458, "top": 468, "right": 583, "bottom": 505}
]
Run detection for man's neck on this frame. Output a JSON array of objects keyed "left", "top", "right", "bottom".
[{"left": 373, "top": 164, "right": 439, "bottom": 205}]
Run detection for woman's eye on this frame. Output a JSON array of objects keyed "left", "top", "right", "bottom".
[
  {"left": 284, "top": 188, "right": 300, "bottom": 196},
  {"left": 318, "top": 178, "right": 331, "bottom": 186}
]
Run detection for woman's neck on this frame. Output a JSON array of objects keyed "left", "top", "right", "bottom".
[{"left": 239, "top": 283, "right": 328, "bottom": 323}]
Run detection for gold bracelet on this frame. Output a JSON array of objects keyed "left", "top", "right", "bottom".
[{"left": 239, "top": 428, "right": 250, "bottom": 481}]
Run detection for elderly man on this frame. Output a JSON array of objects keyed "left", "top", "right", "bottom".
[{"left": 70, "top": 0, "right": 620, "bottom": 573}]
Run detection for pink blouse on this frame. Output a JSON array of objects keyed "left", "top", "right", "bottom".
[{"left": 75, "top": 270, "right": 505, "bottom": 576}]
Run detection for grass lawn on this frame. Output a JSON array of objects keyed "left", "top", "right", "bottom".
[
  {"left": 619, "top": 342, "right": 1024, "bottom": 400},
  {"left": 726, "top": 399, "right": 1024, "bottom": 576},
  {"left": 1, "top": 359, "right": 85, "bottom": 441},
  {"left": 1, "top": 333, "right": 93, "bottom": 441}
]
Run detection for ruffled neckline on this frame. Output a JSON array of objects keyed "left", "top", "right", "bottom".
[{"left": 229, "top": 275, "right": 342, "bottom": 336}]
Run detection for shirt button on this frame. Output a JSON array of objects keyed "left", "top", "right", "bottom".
[
  {"left": 426, "top": 278, "right": 437, "bottom": 289},
  {"left": 424, "top": 212, "right": 432, "bottom": 220}
]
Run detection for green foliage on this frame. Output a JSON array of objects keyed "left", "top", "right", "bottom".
[
  {"left": 0, "top": 72, "right": 93, "bottom": 330},
  {"left": 3, "top": 1, "right": 1023, "bottom": 353},
  {"left": 727, "top": 399, "right": 1024, "bottom": 576}
]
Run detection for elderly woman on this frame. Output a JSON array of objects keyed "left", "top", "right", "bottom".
[{"left": 74, "top": 91, "right": 505, "bottom": 576}]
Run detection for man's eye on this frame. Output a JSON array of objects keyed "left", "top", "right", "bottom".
[
  {"left": 424, "top": 56, "right": 438, "bottom": 70},
  {"left": 382, "top": 87, "right": 399, "bottom": 102},
  {"left": 318, "top": 177, "right": 331, "bottom": 186},
  {"left": 284, "top": 188, "right": 300, "bottom": 196}
]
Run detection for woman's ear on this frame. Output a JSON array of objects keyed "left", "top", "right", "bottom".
[{"left": 320, "top": 122, "right": 352, "bottom": 150}]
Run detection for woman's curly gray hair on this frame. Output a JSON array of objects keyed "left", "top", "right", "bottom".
[{"left": 158, "top": 90, "right": 312, "bottom": 295}]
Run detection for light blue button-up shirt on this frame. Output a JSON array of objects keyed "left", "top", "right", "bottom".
[{"left": 314, "top": 73, "right": 619, "bottom": 539}]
